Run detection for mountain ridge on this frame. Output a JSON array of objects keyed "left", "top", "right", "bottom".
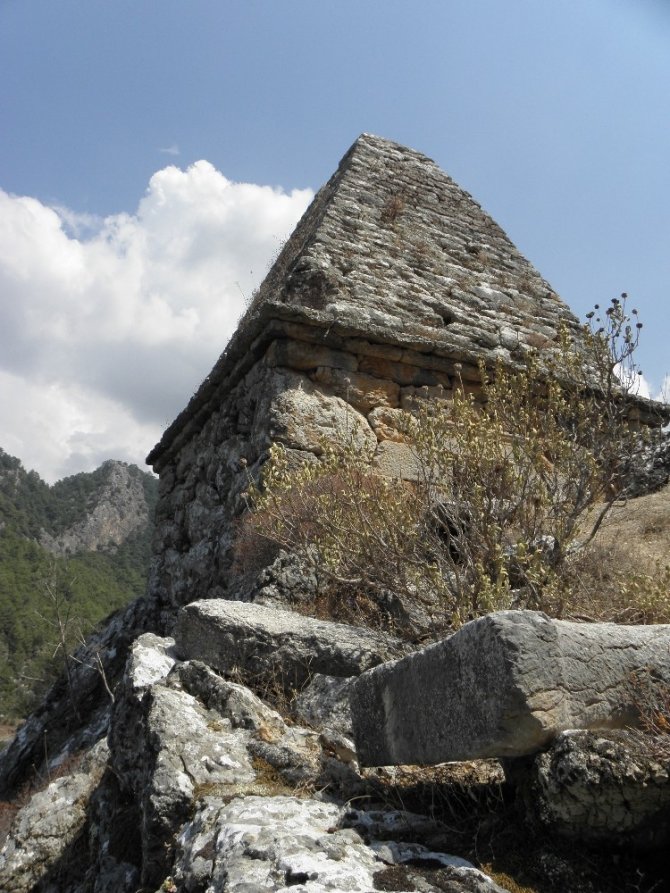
[{"left": 0, "top": 449, "right": 158, "bottom": 719}]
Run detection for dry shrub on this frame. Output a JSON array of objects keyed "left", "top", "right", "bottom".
[
  {"left": 232, "top": 508, "right": 283, "bottom": 582},
  {"left": 560, "top": 541, "right": 670, "bottom": 624},
  {"left": 234, "top": 299, "right": 668, "bottom": 633},
  {"left": 293, "top": 584, "right": 401, "bottom": 635},
  {"left": 234, "top": 456, "right": 443, "bottom": 628}
]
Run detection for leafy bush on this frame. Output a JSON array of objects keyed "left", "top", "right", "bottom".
[{"left": 235, "top": 298, "right": 668, "bottom": 634}]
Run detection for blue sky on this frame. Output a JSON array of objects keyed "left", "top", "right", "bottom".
[{"left": 1, "top": 0, "right": 668, "bottom": 481}]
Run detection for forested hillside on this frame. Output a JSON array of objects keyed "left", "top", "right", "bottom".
[{"left": 0, "top": 450, "right": 158, "bottom": 719}]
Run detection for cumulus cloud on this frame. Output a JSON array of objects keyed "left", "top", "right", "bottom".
[{"left": 0, "top": 162, "right": 312, "bottom": 482}]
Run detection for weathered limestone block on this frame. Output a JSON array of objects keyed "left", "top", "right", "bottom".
[
  {"left": 260, "top": 370, "right": 377, "bottom": 456},
  {"left": 170, "top": 795, "right": 506, "bottom": 893},
  {"left": 172, "top": 660, "right": 288, "bottom": 733},
  {"left": 265, "top": 338, "right": 358, "bottom": 372},
  {"left": 372, "top": 440, "right": 422, "bottom": 481},
  {"left": 109, "top": 633, "right": 178, "bottom": 789},
  {"left": 358, "top": 354, "right": 451, "bottom": 388},
  {"left": 311, "top": 364, "right": 400, "bottom": 414},
  {"left": 174, "top": 600, "right": 403, "bottom": 690},
  {"left": 139, "top": 685, "right": 258, "bottom": 887},
  {"left": 294, "top": 673, "right": 356, "bottom": 736},
  {"left": 108, "top": 634, "right": 323, "bottom": 888},
  {"left": 0, "top": 738, "right": 108, "bottom": 893},
  {"left": 351, "top": 610, "right": 670, "bottom": 765},
  {"left": 343, "top": 337, "right": 404, "bottom": 362},
  {"left": 527, "top": 730, "right": 670, "bottom": 849},
  {"left": 173, "top": 660, "right": 322, "bottom": 789},
  {"left": 171, "top": 796, "right": 382, "bottom": 892}
]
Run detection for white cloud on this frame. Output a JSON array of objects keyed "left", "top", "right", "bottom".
[
  {"left": 624, "top": 369, "right": 670, "bottom": 404},
  {"left": 159, "top": 144, "right": 180, "bottom": 156},
  {"left": 0, "top": 162, "right": 313, "bottom": 483},
  {"left": 0, "top": 369, "right": 163, "bottom": 482},
  {"left": 655, "top": 374, "right": 670, "bottom": 405},
  {"left": 628, "top": 370, "right": 651, "bottom": 400}
]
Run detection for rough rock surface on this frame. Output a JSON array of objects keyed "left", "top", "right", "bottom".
[
  {"left": 351, "top": 610, "right": 670, "bottom": 765},
  {"left": 25, "top": 618, "right": 505, "bottom": 892},
  {"left": 106, "top": 632, "right": 328, "bottom": 889},
  {"left": 625, "top": 429, "right": 670, "bottom": 497},
  {"left": 526, "top": 729, "right": 670, "bottom": 849},
  {"left": 294, "top": 673, "right": 356, "bottom": 736},
  {"left": 39, "top": 459, "right": 152, "bottom": 556},
  {"left": 169, "top": 795, "right": 507, "bottom": 893},
  {"left": 175, "top": 599, "right": 404, "bottom": 690},
  {"left": 0, "top": 738, "right": 108, "bottom": 893}
]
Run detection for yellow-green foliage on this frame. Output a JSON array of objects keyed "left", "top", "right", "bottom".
[{"left": 620, "top": 564, "right": 670, "bottom": 623}]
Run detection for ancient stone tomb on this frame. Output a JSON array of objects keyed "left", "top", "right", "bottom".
[{"left": 144, "top": 133, "right": 606, "bottom": 623}]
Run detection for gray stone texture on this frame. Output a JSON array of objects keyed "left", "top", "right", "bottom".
[
  {"left": 293, "top": 673, "right": 356, "bottom": 736},
  {"left": 527, "top": 730, "right": 670, "bottom": 849},
  {"left": 351, "top": 610, "right": 670, "bottom": 765},
  {"left": 106, "top": 632, "right": 323, "bottom": 889},
  {"left": 169, "top": 795, "right": 506, "bottom": 893},
  {"left": 174, "top": 599, "right": 404, "bottom": 690},
  {"left": 0, "top": 738, "right": 108, "bottom": 893},
  {"left": 3, "top": 134, "right": 668, "bottom": 892}
]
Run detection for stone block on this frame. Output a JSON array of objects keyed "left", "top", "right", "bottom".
[
  {"left": 263, "top": 371, "right": 377, "bottom": 457},
  {"left": 171, "top": 795, "right": 506, "bottom": 893},
  {"left": 350, "top": 610, "right": 670, "bottom": 765},
  {"left": 367, "top": 406, "right": 408, "bottom": 443},
  {"left": 265, "top": 338, "right": 358, "bottom": 372},
  {"left": 343, "top": 338, "right": 404, "bottom": 361},
  {"left": 294, "top": 673, "right": 356, "bottom": 736},
  {"left": 358, "top": 355, "right": 450, "bottom": 388},
  {"left": 371, "top": 440, "right": 422, "bottom": 481},
  {"left": 311, "top": 365, "right": 400, "bottom": 414},
  {"left": 175, "top": 600, "right": 403, "bottom": 691},
  {"left": 0, "top": 739, "right": 108, "bottom": 893}
]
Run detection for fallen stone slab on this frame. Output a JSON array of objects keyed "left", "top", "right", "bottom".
[
  {"left": 175, "top": 599, "right": 403, "bottom": 690},
  {"left": 351, "top": 610, "right": 670, "bottom": 765}
]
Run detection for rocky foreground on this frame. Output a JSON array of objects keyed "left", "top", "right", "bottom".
[{"left": 1, "top": 602, "right": 669, "bottom": 893}]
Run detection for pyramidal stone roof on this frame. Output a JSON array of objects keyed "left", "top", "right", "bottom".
[{"left": 148, "top": 134, "right": 587, "bottom": 468}]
